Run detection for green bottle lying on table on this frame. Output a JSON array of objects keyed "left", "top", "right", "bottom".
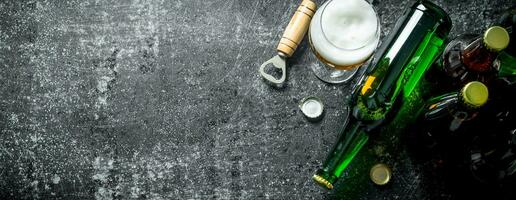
[
  {"left": 495, "top": 7, "right": 516, "bottom": 80},
  {"left": 313, "top": 0, "right": 452, "bottom": 190}
]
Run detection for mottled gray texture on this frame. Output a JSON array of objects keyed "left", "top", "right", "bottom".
[{"left": 0, "top": 0, "right": 513, "bottom": 199}]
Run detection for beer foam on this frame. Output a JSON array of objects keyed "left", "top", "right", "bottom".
[{"left": 310, "top": 0, "right": 379, "bottom": 66}]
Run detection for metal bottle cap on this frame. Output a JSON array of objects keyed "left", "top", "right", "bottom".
[
  {"left": 483, "top": 26, "right": 510, "bottom": 52},
  {"left": 299, "top": 96, "right": 324, "bottom": 121},
  {"left": 312, "top": 174, "right": 334, "bottom": 190},
  {"left": 370, "top": 163, "right": 392, "bottom": 185},
  {"left": 460, "top": 81, "right": 489, "bottom": 108}
]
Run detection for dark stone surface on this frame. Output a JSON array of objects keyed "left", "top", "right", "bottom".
[{"left": 0, "top": 0, "right": 513, "bottom": 199}]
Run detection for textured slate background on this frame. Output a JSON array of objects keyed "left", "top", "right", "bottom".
[{"left": 0, "top": 0, "right": 513, "bottom": 199}]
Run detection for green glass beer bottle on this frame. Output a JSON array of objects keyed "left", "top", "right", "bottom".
[
  {"left": 313, "top": 0, "right": 452, "bottom": 189},
  {"left": 494, "top": 7, "right": 516, "bottom": 83}
]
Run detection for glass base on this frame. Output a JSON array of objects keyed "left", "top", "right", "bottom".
[{"left": 311, "top": 61, "right": 359, "bottom": 84}]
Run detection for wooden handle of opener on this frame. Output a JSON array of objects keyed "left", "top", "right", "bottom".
[{"left": 277, "top": 0, "right": 316, "bottom": 58}]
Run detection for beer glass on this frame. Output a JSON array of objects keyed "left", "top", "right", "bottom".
[{"left": 309, "top": 0, "right": 380, "bottom": 83}]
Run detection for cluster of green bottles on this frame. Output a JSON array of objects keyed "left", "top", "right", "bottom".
[{"left": 411, "top": 6, "right": 516, "bottom": 191}]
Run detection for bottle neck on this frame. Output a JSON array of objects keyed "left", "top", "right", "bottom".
[
  {"left": 462, "top": 37, "right": 498, "bottom": 73},
  {"left": 423, "top": 91, "right": 482, "bottom": 132},
  {"left": 314, "top": 117, "right": 369, "bottom": 189},
  {"left": 424, "top": 91, "right": 481, "bottom": 121}
]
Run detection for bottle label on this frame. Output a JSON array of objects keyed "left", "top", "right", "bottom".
[
  {"left": 361, "top": 76, "right": 376, "bottom": 95},
  {"left": 449, "top": 111, "right": 468, "bottom": 131}
]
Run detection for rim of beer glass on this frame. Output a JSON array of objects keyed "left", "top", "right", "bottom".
[{"left": 319, "top": 0, "right": 380, "bottom": 51}]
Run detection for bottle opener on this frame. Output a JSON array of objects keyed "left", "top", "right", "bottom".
[{"left": 259, "top": 0, "right": 316, "bottom": 84}]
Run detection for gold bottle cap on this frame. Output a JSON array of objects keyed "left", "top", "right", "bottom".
[
  {"left": 312, "top": 174, "right": 334, "bottom": 190},
  {"left": 483, "top": 26, "right": 510, "bottom": 52},
  {"left": 370, "top": 163, "right": 392, "bottom": 185},
  {"left": 460, "top": 81, "right": 489, "bottom": 108}
]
